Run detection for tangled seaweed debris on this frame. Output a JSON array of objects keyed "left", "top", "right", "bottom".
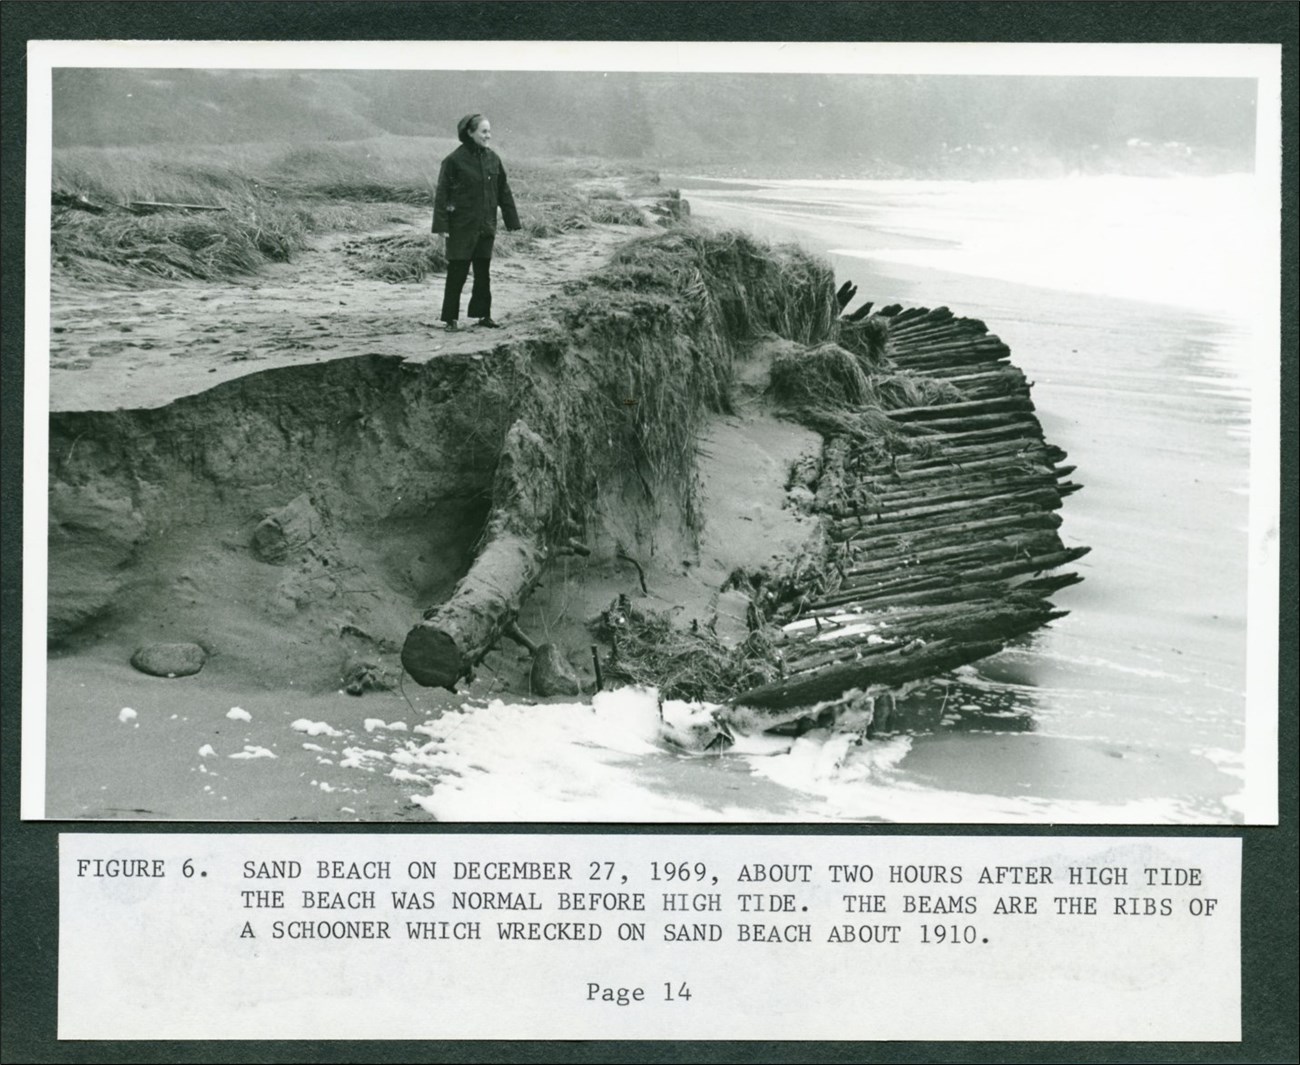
[{"left": 591, "top": 594, "right": 782, "bottom": 703}]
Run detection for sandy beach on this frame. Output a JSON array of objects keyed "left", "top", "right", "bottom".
[
  {"left": 43, "top": 202, "right": 828, "bottom": 821},
  {"left": 680, "top": 176, "right": 1256, "bottom": 822},
  {"left": 39, "top": 173, "right": 1263, "bottom": 824}
]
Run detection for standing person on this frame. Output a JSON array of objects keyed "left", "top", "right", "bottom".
[{"left": 432, "top": 113, "right": 521, "bottom": 331}]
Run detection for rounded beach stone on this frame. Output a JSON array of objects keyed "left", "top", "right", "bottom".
[
  {"left": 130, "top": 642, "right": 206, "bottom": 678},
  {"left": 530, "top": 643, "right": 582, "bottom": 697}
]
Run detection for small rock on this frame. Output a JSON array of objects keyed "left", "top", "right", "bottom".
[
  {"left": 530, "top": 643, "right": 582, "bottom": 697},
  {"left": 130, "top": 642, "right": 205, "bottom": 678},
  {"left": 251, "top": 493, "right": 322, "bottom": 564},
  {"left": 343, "top": 655, "right": 393, "bottom": 696},
  {"left": 786, "top": 485, "right": 815, "bottom": 508}
]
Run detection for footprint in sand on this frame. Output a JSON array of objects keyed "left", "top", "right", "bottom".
[{"left": 88, "top": 341, "right": 128, "bottom": 357}]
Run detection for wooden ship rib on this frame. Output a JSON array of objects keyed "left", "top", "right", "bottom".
[
  {"left": 733, "top": 301, "right": 1088, "bottom": 713},
  {"left": 400, "top": 225, "right": 1087, "bottom": 714}
]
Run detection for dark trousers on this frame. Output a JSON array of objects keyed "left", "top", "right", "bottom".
[{"left": 440, "top": 233, "right": 495, "bottom": 322}]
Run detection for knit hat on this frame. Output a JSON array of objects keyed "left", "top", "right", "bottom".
[{"left": 457, "top": 113, "right": 484, "bottom": 145}]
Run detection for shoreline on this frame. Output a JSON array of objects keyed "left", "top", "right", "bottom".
[
  {"left": 36, "top": 174, "right": 1259, "bottom": 824},
  {"left": 686, "top": 190, "right": 1254, "bottom": 823}
]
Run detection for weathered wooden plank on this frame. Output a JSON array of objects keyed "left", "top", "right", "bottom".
[
  {"left": 741, "top": 302, "right": 1083, "bottom": 717},
  {"left": 733, "top": 637, "right": 1008, "bottom": 711},
  {"left": 841, "top": 486, "right": 1064, "bottom": 525},
  {"left": 782, "top": 599, "right": 1061, "bottom": 674},
  {"left": 886, "top": 396, "right": 1035, "bottom": 422},
  {"left": 830, "top": 509, "right": 1063, "bottom": 546},
  {"left": 842, "top": 530, "right": 1064, "bottom": 579},
  {"left": 851, "top": 475, "right": 1063, "bottom": 510}
]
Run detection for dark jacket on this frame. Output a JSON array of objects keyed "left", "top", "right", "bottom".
[{"left": 432, "top": 143, "right": 521, "bottom": 259}]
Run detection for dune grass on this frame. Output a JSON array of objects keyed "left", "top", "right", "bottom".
[
  {"left": 50, "top": 204, "right": 316, "bottom": 283},
  {"left": 51, "top": 136, "right": 658, "bottom": 285},
  {"left": 768, "top": 317, "right": 960, "bottom": 457},
  {"left": 339, "top": 232, "right": 449, "bottom": 283},
  {"left": 542, "top": 228, "right": 839, "bottom": 531}
]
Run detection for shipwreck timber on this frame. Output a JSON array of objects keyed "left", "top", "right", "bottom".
[
  {"left": 400, "top": 235, "right": 1087, "bottom": 713},
  {"left": 46, "top": 213, "right": 1084, "bottom": 712},
  {"left": 732, "top": 303, "right": 1087, "bottom": 714}
]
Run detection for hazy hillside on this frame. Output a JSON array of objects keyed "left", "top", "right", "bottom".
[{"left": 52, "top": 69, "right": 1257, "bottom": 177}]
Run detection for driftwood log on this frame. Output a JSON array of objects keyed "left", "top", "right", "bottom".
[
  {"left": 400, "top": 298, "right": 1086, "bottom": 711},
  {"left": 126, "top": 200, "right": 229, "bottom": 213},
  {"left": 731, "top": 303, "right": 1088, "bottom": 713},
  {"left": 401, "top": 420, "right": 554, "bottom": 690}
]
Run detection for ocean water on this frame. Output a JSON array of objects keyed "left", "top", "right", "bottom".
[{"left": 405, "top": 175, "right": 1271, "bottom": 825}]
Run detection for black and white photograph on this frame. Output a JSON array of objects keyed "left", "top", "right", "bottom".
[
  {"left": 4, "top": 8, "right": 1296, "bottom": 1060},
  {"left": 24, "top": 40, "right": 1281, "bottom": 826}
]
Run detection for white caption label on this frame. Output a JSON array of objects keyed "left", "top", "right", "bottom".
[{"left": 59, "top": 834, "right": 1239, "bottom": 1042}]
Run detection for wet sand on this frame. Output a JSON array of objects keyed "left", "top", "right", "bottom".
[
  {"left": 685, "top": 181, "right": 1253, "bottom": 822},
  {"left": 40, "top": 180, "right": 1258, "bottom": 823},
  {"left": 41, "top": 209, "right": 824, "bottom": 820}
]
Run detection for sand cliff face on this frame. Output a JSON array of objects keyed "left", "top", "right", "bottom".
[
  {"left": 48, "top": 352, "right": 499, "bottom": 683},
  {"left": 47, "top": 219, "right": 1084, "bottom": 729},
  {"left": 39, "top": 209, "right": 1095, "bottom": 821},
  {"left": 46, "top": 227, "right": 838, "bottom": 696}
]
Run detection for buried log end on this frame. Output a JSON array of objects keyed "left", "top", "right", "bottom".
[{"left": 400, "top": 624, "right": 465, "bottom": 691}]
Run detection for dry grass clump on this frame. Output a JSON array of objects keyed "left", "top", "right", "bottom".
[
  {"left": 769, "top": 323, "right": 962, "bottom": 457},
  {"left": 872, "top": 372, "right": 961, "bottom": 408},
  {"left": 595, "top": 229, "right": 839, "bottom": 357},
  {"left": 591, "top": 596, "right": 782, "bottom": 702},
  {"left": 50, "top": 137, "right": 654, "bottom": 285},
  {"left": 340, "top": 232, "right": 449, "bottom": 283},
  {"left": 521, "top": 208, "right": 596, "bottom": 240},
  {"left": 772, "top": 343, "right": 960, "bottom": 414},
  {"left": 836, "top": 315, "right": 891, "bottom": 366},
  {"left": 51, "top": 203, "right": 311, "bottom": 283},
  {"left": 601, "top": 229, "right": 838, "bottom": 346},
  {"left": 770, "top": 342, "right": 875, "bottom": 409},
  {"left": 515, "top": 192, "right": 645, "bottom": 243},
  {"left": 588, "top": 201, "right": 646, "bottom": 226}
]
